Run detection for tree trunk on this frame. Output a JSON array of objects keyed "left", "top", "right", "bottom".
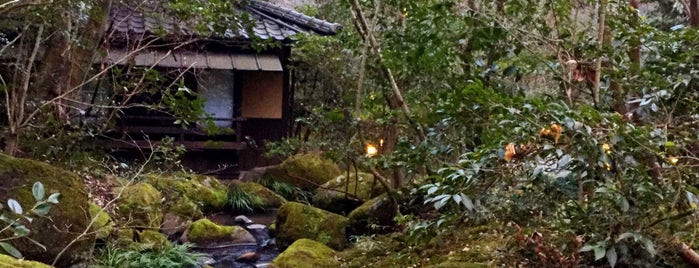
[
  {"left": 592, "top": 0, "right": 607, "bottom": 106},
  {"left": 690, "top": 0, "right": 699, "bottom": 27},
  {"left": 37, "top": 0, "right": 112, "bottom": 121}
]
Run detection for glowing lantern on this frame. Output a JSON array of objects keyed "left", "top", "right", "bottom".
[{"left": 366, "top": 144, "right": 378, "bottom": 157}]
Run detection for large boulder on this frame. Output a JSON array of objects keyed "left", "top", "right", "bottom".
[
  {"left": 160, "top": 212, "right": 191, "bottom": 240},
  {"left": 266, "top": 153, "right": 342, "bottom": 189},
  {"left": 185, "top": 218, "right": 255, "bottom": 245},
  {"left": 313, "top": 172, "right": 382, "bottom": 214},
  {"left": 275, "top": 202, "right": 348, "bottom": 250},
  {"left": 113, "top": 182, "right": 163, "bottom": 228},
  {"left": 0, "top": 154, "right": 94, "bottom": 266},
  {"left": 144, "top": 173, "right": 228, "bottom": 212},
  {"left": 347, "top": 194, "right": 397, "bottom": 236},
  {"left": 269, "top": 239, "right": 339, "bottom": 268},
  {"left": 229, "top": 181, "right": 286, "bottom": 210},
  {"left": 0, "top": 254, "right": 53, "bottom": 268}
]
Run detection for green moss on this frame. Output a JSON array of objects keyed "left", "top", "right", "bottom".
[
  {"left": 427, "top": 262, "right": 489, "bottom": 268},
  {"left": 186, "top": 218, "right": 254, "bottom": 244},
  {"left": 270, "top": 239, "right": 339, "bottom": 268},
  {"left": 337, "top": 223, "right": 504, "bottom": 267},
  {"left": 110, "top": 229, "right": 172, "bottom": 251},
  {"left": 269, "top": 222, "right": 276, "bottom": 236},
  {"left": 313, "top": 172, "right": 381, "bottom": 214},
  {"left": 266, "top": 153, "right": 342, "bottom": 189},
  {"left": 136, "top": 230, "right": 171, "bottom": 251},
  {"left": 112, "top": 228, "right": 135, "bottom": 248},
  {"left": 144, "top": 173, "right": 227, "bottom": 212},
  {"left": 114, "top": 183, "right": 163, "bottom": 228},
  {"left": 230, "top": 181, "right": 286, "bottom": 209},
  {"left": 89, "top": 202, "right": 114, "bottom": 239},
  {"left": 0, "top": 154, "right": 94, "bottom": 266},
  {"left": 169, "top": 196, "right": 203, "bottom": 219},
  {"left": 0, "top": 254, "right": 53, "bottom": 268},
  {"left": 275, "top": 202, "right": 348, "bottom": 250}
]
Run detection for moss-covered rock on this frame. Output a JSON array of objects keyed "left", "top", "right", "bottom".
[
  {"left": 275, "top": 202, "right": 348, "bottom": 250},
  {"left": 0, "top": 154, "right": 94, "bottom": 266},
  {"left": 229, "top": 181, "right": 286, "bottom": 209},
  {"left": 144, "top": 173, "right": 227, "bottom": 212},
  {"left": 111, "top": 228, "right": 136, "bottom": 248},
  {"left": 136, "top": 230, "right": 171, "bottom": 251},
  {"left": 269, "top": 239, "right": 339, "bottom": 268},
  {"left": 110, "top": 228, "right": 172, "bottom": 251},
  {"left": 0, "top": 254, "right": 54, "bottom": 268},
  {"left": 186, "top": 218, "right": 255, "bottom": 245},
  {"left": 114, "top": 182, "right": 163, "bottom": 228},
  {"left": 89, "top": 202, "right": 114, "bottom": 240},
  {"left": 347, "top": 194, "right": 396, "bottom": 235},
  {"left": 313, "top": 172, "right": 382, "bottom": 214},
  {"left": 168, "top": 196, "right": 203, "bottom": 219},
  {"left": 266, "top": 153, "right": 342, "bottom": 189}
]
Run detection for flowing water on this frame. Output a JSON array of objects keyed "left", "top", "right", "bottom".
[{"left": 195, "top": 211, "right": 279, "bottom": 268}]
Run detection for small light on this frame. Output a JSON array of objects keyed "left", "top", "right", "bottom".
[
  {"left": 602, "top": 143, "right": 611, "bottom": 151},
  {"left": 604, "top": 162, "right": 611, "bottom": 171},
  {"left": 669, "top": 157, "right": 679, "bottom": 165},
  {"left": 602, "top": 143, "right": 612, "bottom": 154},
  {"left": 366, "top": 144, "right": 378, "bottom": 157}
]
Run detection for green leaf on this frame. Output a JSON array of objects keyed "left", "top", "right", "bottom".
[
  {"left": 606, "top": 247, "right": 617, "bottom": 268},
  {"left": 579, "top": 244, "right": 595, "bottom": 252},
  {"left": 32, "top": 203, "right": 50, "bottom": 216},
  {"left": 594, "top": 246, "right": 606, "bottom": 261},
  {"left": 46, "top": 193, "right": 60, "bottom": 204},
  {"left": 617, "top": 232, "right": 635, "bottom": 242},
  {"left": 13, "top": 225, "right": 29, "bottom": 236},
  {"left": 32, "top": 182, "right": 45, "bottom": 201},
  {"left": 452, "top": 194, "right": 462, "bottom": 204},
  {"left": 619, "top": 197, "right": 629, "bottom": 212},
  {"left": 460, "top": 193, "right": 474, "bottom": 211},
  {"left": 558, "top": 155, "right": 572, "bottom": 168},
  {"left": 642, "top": 238, "right": 657, "bottom": 256},
  {"left": 0, "top": 242, "right": 22, "bottom": 259},
  {"left": 7, "top": 199, "right": 22, "bottom": 214},
  {"left": 427, "top": 186, "right": 439, "bottom": 195}
]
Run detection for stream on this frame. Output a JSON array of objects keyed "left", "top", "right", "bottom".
[{"left": 195, "top": 212, "right": 280, "bottom": 268}]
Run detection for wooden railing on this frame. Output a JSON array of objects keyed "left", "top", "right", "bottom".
[{"left": 102, "top": 115, "right": 248, "bottom": 150}]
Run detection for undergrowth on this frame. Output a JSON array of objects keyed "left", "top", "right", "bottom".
[{"left": 95, "top": 243, "right": 204, "bottom": 268}]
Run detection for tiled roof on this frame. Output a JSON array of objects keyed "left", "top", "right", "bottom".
[{"left": 107, "top": 0, "right": 341, "bottom": 41}]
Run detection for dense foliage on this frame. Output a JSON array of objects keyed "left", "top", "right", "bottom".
[
  {"left": 5, "top": 0, "right": 699, "bottom": 266},
  {"left": 286, "top": 0, "right": 699, "bottom": 266}
]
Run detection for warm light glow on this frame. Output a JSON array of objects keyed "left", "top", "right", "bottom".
[
  {"left": 379, "top": 139, "right": 384, "bottom": 147},
  {"left": 366, "top": 144, "right": 378, "bottom": 157},
  {"left": 602, "top": 143, "right": 612, "bottom": 154},
  {"left": 604, "top": 162, "right": 611, "bottom": 171},
  {"left": 669, "top": 156, "right": 679, "bottom": 165}
]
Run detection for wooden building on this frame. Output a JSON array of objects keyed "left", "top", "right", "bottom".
[{"left": 92, "top": 1, "right": 341, "bottom": 174}]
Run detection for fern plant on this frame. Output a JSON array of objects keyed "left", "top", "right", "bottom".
[{"left": 226, "top": 187, "right": 263, "bottom": 213}]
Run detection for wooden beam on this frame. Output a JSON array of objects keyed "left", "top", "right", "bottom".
[{"left": 100, "top": 140, "right": 247, "bottom": 150}]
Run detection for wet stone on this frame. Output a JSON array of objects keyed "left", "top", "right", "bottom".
[
  {"left": 235, "top": 215, "right": 254, "bottom": 225},
  {"left": 237, "top": 251, "right": 261, "bottom": 263}
]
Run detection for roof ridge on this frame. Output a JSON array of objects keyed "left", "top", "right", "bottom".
[{"left": 246, "top": 0, "right": 342, "bottom": 35}]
